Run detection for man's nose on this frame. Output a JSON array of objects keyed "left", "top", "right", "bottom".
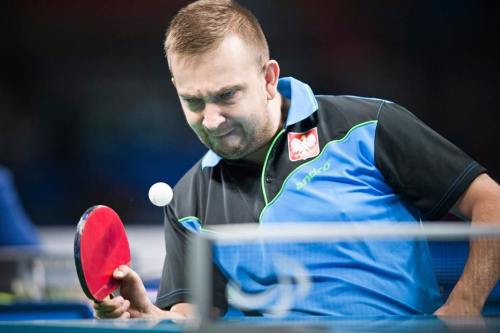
[{"left": 202, "top": 103, "right": 226, "bottom": 130}]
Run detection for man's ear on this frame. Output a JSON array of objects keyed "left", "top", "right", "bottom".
[
  {"left": 171, "top": 77, "right": 176, "bottom": 87},
  {"left": 263, "top": 60, "right": 280, "bottom": 100}
]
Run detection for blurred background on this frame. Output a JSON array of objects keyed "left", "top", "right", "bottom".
[{"left": 1, "top": 0, "right": 499, "bottom": 227}]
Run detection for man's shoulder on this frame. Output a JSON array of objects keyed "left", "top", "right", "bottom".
[
  {"left": 316, "top": 94, "right": 391, "bottom": 120},
  {"left": 311, "top": 95, "right": 392, "bottom": 138}
]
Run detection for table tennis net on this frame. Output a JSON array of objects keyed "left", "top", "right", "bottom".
[{"left": 187, "top": 222, "right": 500, "bottom": 320}]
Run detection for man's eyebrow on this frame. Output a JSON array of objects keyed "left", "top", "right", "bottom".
[
  {"left": 213, "top": 84, "right": 245, "bottom": 95},
  {"left": 179, "top": 84, "right": 245, "bottom": 99},
  {"left": 179, "top": 93, "right": 202, "bottom": 100}
]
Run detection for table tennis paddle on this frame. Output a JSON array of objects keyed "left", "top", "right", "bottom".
[{"left": 74, "top": 205, "right": 131, "bottom": 302}]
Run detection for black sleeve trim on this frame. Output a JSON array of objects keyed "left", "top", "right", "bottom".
[
  {"left": 155, "top": 286, "right": 228, "bottom": 314},
  {"left": 155, "top": 289, "right": 190, "bottom": 310},
  {"left": 425, "top": 161, "right": 486, "bottom": 220}
]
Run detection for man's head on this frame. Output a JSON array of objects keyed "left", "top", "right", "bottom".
[{"left": 165, "top": 0, "right": 283, "bottom": 162}]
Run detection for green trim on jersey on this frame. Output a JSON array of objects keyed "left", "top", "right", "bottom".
[
  {"left": 178, "top": 216, "right": 202, "bottom": 224},
  {"left": 260, "top": 129, "right": 286, "bottom": 205}
]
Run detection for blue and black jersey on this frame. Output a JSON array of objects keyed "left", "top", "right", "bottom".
[{"left": 156, "top": 77, "right": 485, "bottom": 316}]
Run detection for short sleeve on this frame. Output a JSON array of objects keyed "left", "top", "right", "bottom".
[
  {"left": 155, "top": 205, "right": 228, "bottom": 313},
  {"left": 374, "top": 102, "right": 486, "bottom": 220}
]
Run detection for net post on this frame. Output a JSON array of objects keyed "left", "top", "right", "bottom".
[{"left": 188, "top": 232, "right": 213, "bottom": 329}]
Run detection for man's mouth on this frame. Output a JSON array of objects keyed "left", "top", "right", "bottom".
[{"left": 210, "top": 128, "right": 235, "bottom": 138}]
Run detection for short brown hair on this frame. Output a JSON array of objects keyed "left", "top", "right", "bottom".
[{"left": 164, "top": 0, "right": 269, "bottom": 68}]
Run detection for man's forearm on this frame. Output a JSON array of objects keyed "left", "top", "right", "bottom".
[
  {"left": 447, "top": 225, "right": 500, "bottom": 310},
  {"left": 152, "top": 302, "right": 220, "bottom": 320},
  {"left": 149, "top": 303, "right": 193, "bottom": 320},
  {"left": 444, "top": 180, "right": 500, "bottom": 313}
]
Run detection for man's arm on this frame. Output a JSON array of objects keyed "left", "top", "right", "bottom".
[{"left": 435, "top": 173, "right": 500, "bottom": 316}]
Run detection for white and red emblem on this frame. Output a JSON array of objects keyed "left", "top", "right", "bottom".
[{"left": 287, "top": 127, "right": 320, "bottom": 161}]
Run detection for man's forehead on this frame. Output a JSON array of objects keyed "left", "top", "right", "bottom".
[
  {"left": 172, "top": 59, "right": 241, "bottom": 97},
  {"left": 170, "top": 35, "right": 261, "bottom": 77},
  {"left": 169, "top": 34, "right": 255, "bottom": 62}
]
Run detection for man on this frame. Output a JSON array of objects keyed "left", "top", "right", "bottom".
[{"left": 94, "top": 0, "right": 500, "bottom": 319}]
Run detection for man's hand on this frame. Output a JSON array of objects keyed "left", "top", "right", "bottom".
[
  {"left": 93, "top": 265, "right": 153, "bottom": 319},
  {"left": 434, "top": 300, "right": 482, "bottom": 317},
  {"left": 93, "top": 265, "right": 186, "bottom": 321}
]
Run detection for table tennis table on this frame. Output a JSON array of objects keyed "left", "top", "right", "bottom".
[{"left": 1, "top": 316, "right": 499, "bottom": 333}]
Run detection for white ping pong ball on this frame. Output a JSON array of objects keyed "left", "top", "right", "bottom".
[{"left": 148, "top": 182, "right": 173, "bottom": 207}]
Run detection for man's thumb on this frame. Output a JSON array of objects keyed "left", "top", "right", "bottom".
[{"left": 113, "top": 265, "right": 131, "bottom": 279}]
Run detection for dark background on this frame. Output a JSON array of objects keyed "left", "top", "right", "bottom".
[{"left": 1, "top": 0, "right": 498, "bottom": 225}]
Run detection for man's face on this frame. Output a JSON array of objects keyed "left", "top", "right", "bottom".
[{"left": 169, "top": 35, "right": 277, "bottom": 161}]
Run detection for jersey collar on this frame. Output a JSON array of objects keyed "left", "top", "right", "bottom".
[
  {"left": 278, "top": 77, "right": 319, "bottom": 126},
  {"left": 201, "top": 77, "right": 318, "bottom": 169}
]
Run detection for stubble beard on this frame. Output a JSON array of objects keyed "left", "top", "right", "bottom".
[
  {"left": 203, "top": 130, "right": 253, "bottom": 160},
  {"left": 200, "top": 124, "right": 269, "bottom": 161}
]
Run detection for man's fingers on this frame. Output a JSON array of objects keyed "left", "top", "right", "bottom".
[
  {"left": 93, "top": 296, "right": 125, "bottom": 312},
  {"left": 95, "top": 299, "right": 131, "bottom": 319},
  {"left": 104, "top": 300, "right": 130, "bottom": 318},
  {"left": 94, "top": 297, "right": 131, "bottom": 318}
]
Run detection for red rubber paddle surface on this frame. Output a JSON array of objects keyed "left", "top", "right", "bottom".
[{"left": 74, "top": 205, "right": 131, "bottom": 301}]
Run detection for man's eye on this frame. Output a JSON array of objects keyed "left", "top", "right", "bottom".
[
  {"left": 217, "top": 90, "right": 236, "bottom": 103},
  {"left": 185, "top": 98, "right": 205, "bottom": 111}
]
